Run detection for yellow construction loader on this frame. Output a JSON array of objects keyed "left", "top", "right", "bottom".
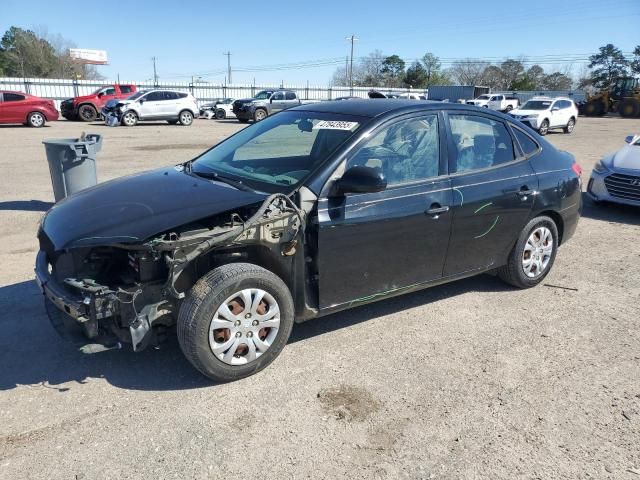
[{"left": 582, "top": 77, "right": 640, "bottom": 117}]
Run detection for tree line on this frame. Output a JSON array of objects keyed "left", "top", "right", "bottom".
[
  {"left": 332, "top": 44, "right": 640, "bottom": 92},
  {"left": 0, "top": 26, "right": 103, "bottom": 79}
]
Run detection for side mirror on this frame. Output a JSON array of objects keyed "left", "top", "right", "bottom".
[
  {"left": 97, "top": 92, "right": 104, "bottom": 98},
  {"left": 624, "top": 135, "right": 634, "bottom": 144},
  {"left": 336, "top": 166, "right": 387, "bottom": 195},
  {"left": 139, "top": 98, "right": 144, "bottom": 104}
]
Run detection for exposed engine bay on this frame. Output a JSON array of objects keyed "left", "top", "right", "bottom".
[{"left": 37, "top": 194, "right": 308, "bottom": 352}]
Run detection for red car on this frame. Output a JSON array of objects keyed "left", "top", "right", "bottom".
[{"left": 0, "top": 91, "right": 59, "bottom": 127}]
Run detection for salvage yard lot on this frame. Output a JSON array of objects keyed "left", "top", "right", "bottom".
[{"left": 1, "top": 116, "right": 639, "bottom": 479}]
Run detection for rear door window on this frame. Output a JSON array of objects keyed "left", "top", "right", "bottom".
[
  {"left": 120, "top": 85, "right": 133, "bottom": 94},
  {"left": 448, "top": 114, "right": 516, "bottom": 172},
  {"left": 3, "top": 93, "right": 25, "bottom": 101},
  {"left": 285, "top": 91, "right": 296, "bottom": 100}
]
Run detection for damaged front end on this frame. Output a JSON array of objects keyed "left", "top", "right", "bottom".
[{"left": 36, "top": 194, "right": 304, "bottom": 354}]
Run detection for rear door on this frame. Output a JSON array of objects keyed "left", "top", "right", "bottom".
[
  {"left": 550, "top": 100, "right": 570, "bottom": 127},
  {"left": 316, "top": 112, "right": 453, "bottom": 308},
  {"left": 284, "top": 91, "right": 299, "bottom": 109},
  {"left": 443, "top": 111, "right": 537, "bottom": 276}
]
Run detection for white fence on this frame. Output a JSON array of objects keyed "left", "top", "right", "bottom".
[{"left": 0, "top": 77, "right": 426, "bottom": 109}]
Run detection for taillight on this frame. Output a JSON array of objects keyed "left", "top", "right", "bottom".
[{"left": 571, "top": 162, "right": 582, "bottom": 176}]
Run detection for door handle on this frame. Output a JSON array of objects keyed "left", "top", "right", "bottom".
[
  {"left": 517, "top": 186, "right": 535, "bottom": 197},
  {"left": 426, "top": 204, "right": 450, "bottom": 218}
]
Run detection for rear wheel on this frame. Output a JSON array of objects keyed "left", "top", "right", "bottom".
[
  {"left": 563, "top": 117, "right": 575, "bottom": 134},
  {"left": 179, "top": 110, "right": 194, "bottom": 126},
  {"left": 78, "top": 104, "right": 97, "bottom": 122},
  {"left": 618, "top": 98, "right": 640, "bottom": 118},
  {"left": 538, "top": 119, "right": 550, "bottom": 135},
  {"left": 27, "top": 111, "right": 45, "bottom": 128},
  {"left": 177, "top": 263, "right": 295, "bottom": 382},
  {"left": 498, "top": 216, "right": 558, "bottom": 289},
  {"left": 121, "top": 111, "right": 138, "bottom": 126}
]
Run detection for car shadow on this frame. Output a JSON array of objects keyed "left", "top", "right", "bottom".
[
  {"left": 0, "top": 200, "right": 53, "bottom": 212},
  {"left": 0, "top": 124, "right": 52, "bottom": 128},
  {"left": 580, "top": 192, "right": 640, "bottom": 226},
  {"left": 0, "top": 274, "right": 512, "bottom": 392}
]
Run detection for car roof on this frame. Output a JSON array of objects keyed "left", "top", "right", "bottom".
[{"left": 292, "top": 99, "right": 507, "bottom": 119}]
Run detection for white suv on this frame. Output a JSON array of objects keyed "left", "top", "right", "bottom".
[
  {"left": 510, "top": 96, "right": 578, "bottom": 135},
  {"left": 105, "top": 89, "right": 199, "bottom": 126}
]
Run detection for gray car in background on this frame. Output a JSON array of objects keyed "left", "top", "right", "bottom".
[{"left": 587, "top": 134, "right": 640, "bottom": 207}]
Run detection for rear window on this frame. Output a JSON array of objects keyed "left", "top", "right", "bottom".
[
  {"left": 513, "top": 127, "right": 539, "bottom": 156},
  {"left": 177, "top": 92, "right": 188, "bottom": 98},
  {"left": 3, "top": 93, "right": 25, "bottom": 102}
]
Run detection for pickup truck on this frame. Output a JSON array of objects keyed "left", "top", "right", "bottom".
[
  {"left": 487, "top": 94, "right": 519, "bottom": 112},
  {"left": 466, "top": 94, "right": 492, "bottom": 107},
  {"left": 60, "top": 84, "right": 137, "bottom": 122},
  {"left": 232, "top": 89, "right": 315, "bottom": 122}
]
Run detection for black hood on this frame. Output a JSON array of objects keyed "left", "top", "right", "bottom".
[{"left": 41, "top": 167, "right": 266, "bottom": 250}]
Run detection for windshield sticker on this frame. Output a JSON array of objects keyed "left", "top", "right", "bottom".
[{"left": 313, "top": 120, "right": 359, "bottom": 131}]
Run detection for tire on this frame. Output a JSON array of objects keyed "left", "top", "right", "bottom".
[
  {"left": 253, "top": 108, "right": 267, "bottom": 122},
  {"left": 121, "top": 111, "right": 138, "bottom": 126},
  {"left": 215, "top": 108, "right": 226, "bottom": 119},
  {"left": 583, "top": 101, "right": 604, "bottom": 117},
  {"left": 497, "top": 216, "right": 559, "bottom": 289},
  {"left": 27, "top": 111, "right": 46, "bottom": 128},
  {"left": 179, "top": 110, "right": 194, "bottom": 126},
  {"left": 177, "top": 263, "right": 295, "bottom": 382},
  {"left": 563, "top": 117, "right": 576, "bottom": 134},
  {"left": 238, "top": 118, "right": 249, "bottom": 123},
  {"left": 618, "top": 98, "right": 640, "bottom": 118},
  {"left": 538, "top": 119, "right": 550, "bottom": 136},
  {"left": 78, "top": 104, "right": 97, "bottom": 122}
]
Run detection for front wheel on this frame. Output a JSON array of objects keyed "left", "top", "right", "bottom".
[
  {"left": 253, "top": 108, "right": 267, "bottom": 121},
  {"left": 538, "top": 119, "right": 550, "bottom": 135},
  {"left": 215, "top": 108, "right": 226, "bottom": 119},
  {"left": 179, "top": 110, "right": 194, "bottom": 126},
  {"left": 498, "top": 216, "right": 558, "bottom": 289},
  {"left": 177, "top": 263, "right": 295, "bottom": 382},
  {"left": 121, "top": 111, "right": 138, "bottom": 126},
  {"left": 78, "top": 104, "right": 97, "bottom": 122},
  {"left": 563, "top": 117, "right": 575, "bottom": 134},
  {"left": 27, "top": 111, "right": 46, "bottom": 127}
]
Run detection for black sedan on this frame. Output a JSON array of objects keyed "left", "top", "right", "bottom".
[{"left": 35, "top": 100, "right": 582, "bottom": 381}]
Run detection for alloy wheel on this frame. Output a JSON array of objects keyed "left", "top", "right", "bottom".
[
  {"left": 180, "top": 111, "right": 193, "bottom": 125},
  {"left": 209, "top": 289, "right": 281, "bottom": 366},
  {"left": 30, "top": 113, "right": 44, "bottom": 127},
  {"left": 522, "top": 227, "right": 553, "bottom": 278}
]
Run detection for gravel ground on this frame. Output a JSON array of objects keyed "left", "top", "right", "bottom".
[{"left": 0, "top": 115, "right": 639, "bottom": 480}]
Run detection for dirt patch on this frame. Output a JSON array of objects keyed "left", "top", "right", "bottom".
[
  {"left": 132, "top": 143, "right": 212, "bottom": 152},
  {"left": 317, "top": 384, "right": 381, "bottom": 421}
]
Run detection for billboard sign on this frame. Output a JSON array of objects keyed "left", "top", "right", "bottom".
[{"left": 69, "top": 49, "right": 108, "bottom": 65}]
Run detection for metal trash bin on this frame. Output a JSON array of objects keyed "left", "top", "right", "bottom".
[{"left": 43, "top": 133, "right": 102, "bottom": 202}]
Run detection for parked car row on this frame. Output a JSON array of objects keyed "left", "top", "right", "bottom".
[{"left": 0, "top": 87, "right": 577, "bottom": 133}]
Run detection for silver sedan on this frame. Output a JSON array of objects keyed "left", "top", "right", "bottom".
[{"left": 587, "top": 134, "right": 640, "bottom": 207}]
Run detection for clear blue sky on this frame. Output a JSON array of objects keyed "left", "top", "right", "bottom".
[{"left": 1, "top": 0, "right": 638, "bottom": 85}]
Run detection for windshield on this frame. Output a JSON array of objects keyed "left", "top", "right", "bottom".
[
  {"left": 521, "top": 100, "right": 552, "bottom": 110},
  {"left": 127, "top": 91, "right": 147, "bottom": 100},
  {"left": 192, "top": 111, "right": 366, "bottom": 193},
  {"left": 254, "top": 90, "right": 274, "bottom": 100}
]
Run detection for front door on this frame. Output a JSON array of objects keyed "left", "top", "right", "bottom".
[
  {"left": 317, "top": 113, "right": 453, "bottom": 308},
  {"left": 270, "top": 91, "right": 287, "bottom": 112},
  {"left": 137, "top": 91, "right": 165, "bottom": 119},
  {"left": 443, "top": 112, "right": 537, "bottom": 276}
]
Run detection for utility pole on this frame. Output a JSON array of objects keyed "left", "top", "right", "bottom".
[
  {"left": 345, "top": 56, "right": 349, "bottom": 86},
  {"left": 224, "top": 51, "right": 232, "bottom": 84},
  {"left": 151, "top": 56, "right": 158, "bottom": 86},
  {"left": 345, "top": 35, "right": 359, "bottom": 95}
]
